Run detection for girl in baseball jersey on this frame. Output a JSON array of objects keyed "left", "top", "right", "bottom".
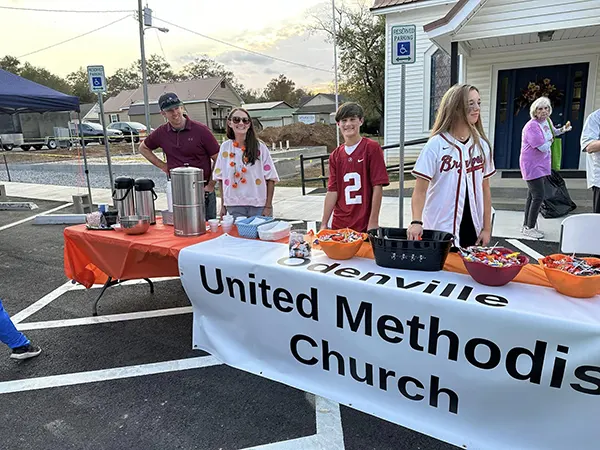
[{"left": 407, "top": 84, "right": 495, "bottom": 247}]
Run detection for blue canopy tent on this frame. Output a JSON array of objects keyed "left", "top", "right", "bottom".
[
  {"left": 0, "top": 68, "right": 80, "bottom": 114},
  {"left": 0, "top": 68, "right": 93, "bottom": 202}
]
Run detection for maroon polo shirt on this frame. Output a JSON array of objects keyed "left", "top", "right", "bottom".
[{"left": 144, "top": 118, "right": 220, "bottom": 182}]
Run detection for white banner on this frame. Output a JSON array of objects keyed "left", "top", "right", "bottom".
[{"left": 179, "top": 235, "right": 600, "bottom": 450}]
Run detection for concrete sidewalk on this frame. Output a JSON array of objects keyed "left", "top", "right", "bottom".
[{"left": 2, "top": 180, "right": 565, "bottom": 242}]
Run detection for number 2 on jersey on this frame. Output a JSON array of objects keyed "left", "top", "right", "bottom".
[{"left": 344, "top": 172, "right": 362, "bottom": 205}]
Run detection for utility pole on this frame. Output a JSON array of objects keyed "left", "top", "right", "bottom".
[
  {"left": 332, "top": 0, "right": 340, "bottom": 146},
  {"left": 138, "top": 0, "right": 151, "bottom": 133}
]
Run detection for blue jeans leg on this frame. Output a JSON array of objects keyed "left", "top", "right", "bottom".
[{"left": 0, "top": 299, "right": 29, "bottom": 349}]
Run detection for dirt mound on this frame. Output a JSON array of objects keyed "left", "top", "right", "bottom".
[{"left": 258, "top": 122, "right": 338, "bottom": 152}]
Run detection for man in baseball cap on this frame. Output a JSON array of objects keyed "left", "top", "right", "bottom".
[
  {"left": 158, "top": 92, "right": 184, "bottom": 111},
  {"left": 139, "top": 91, "right": 221, "bottom": 219}
]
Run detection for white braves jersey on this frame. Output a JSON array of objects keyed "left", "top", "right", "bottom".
[{"left": 412, "top": 133, "right": 495, "bottom": 246}]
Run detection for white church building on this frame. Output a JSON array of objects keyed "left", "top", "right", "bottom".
[{"left": 372, "top": 0, "right": 600, "bottom": 172}]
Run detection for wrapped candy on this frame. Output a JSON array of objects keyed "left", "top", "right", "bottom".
[
  {"left": 289, "top": 230, "right": 311, "bottom": 258},
  {"left": 316, "top": 229, "right": 365, "bottom": 245},
  {"left": 459, "top": 246, "right": 523, "bottom": 268},
  {"left": 541, "top": 255, "right": 600, "bottom": 276}
]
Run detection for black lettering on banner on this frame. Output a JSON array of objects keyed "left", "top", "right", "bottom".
[
  {"left": 457, "top": 286, "right": 473, "bottom": 301},
  {"left": 323, "top": 339, "right": 345, "bottom": 375},
  {"left": 406, "top": 316, "right": 426, "bottom": 351},
  {"left": 550, "top": 345, "right": 570, "bottom": 389},
  {"left": 439, "top": 283, "right": 457, "bottom": 297},
  {"left": 307, "top": 262, "right": 340, "bottom": 273},
  {"left": 350, "top": 358, "right": 374, "bottom": 386},
  {"left": 258, "top": 278, "right": 272, "bottom": 308},
  {"left": 475, "top": 294, "right": 508, "bottom": 308},
  {"left": 337, "top": 296, "right": 372, "bottom": 336},
  {"left": 227, "top": 277, "right": 246, "bottom": 302},
  {"left": 464, "top": 338, "right": 501, "bottom": 370},
  {"left": 430, "top": 375, "right": 459, "bottom": 414},
  {"left": 297, "top": 288, "right": 319, "bottom": 321},
  {"left": 377, "top": 315, "right": 404, "bottom": 344},
  {"left": 277, "top": 256, "right": 311, "bottom": 267},
  {"left": 396, "top": 278, "right": 425, "bottom": 290},
  {"left": 199, "top": 265, "right": 224, "bottom": 294},
  {"left": 428, "top": 316, "right": 459, "bottom": 361},
  {"left": 290, "top": 334, "right": 318, "bottom": 365},
  {"left": 398, "top": 376, "right": 425, "bottom": 401},
  {"left": 273, "top": 288, "right": 294, "bottom": 313},
  {"left": 359, "top": 272, "right": 391, "bottom": 285},
  {"left": 335, "top": 267, "right": 361, "bottom": 278},
  {"left": 423, "top": 280, "right": 440, "bottom": 294},
  {"left": 379, "top": 367, "right": 396, "bottom": 390},
  {"left": 248, "top": 273, "right": 258, "bottom": 305},
  {"left": 571, "top": 366, "right": 600, "bottom": 395},
  {"left": 505, "top": 340, "right": 547, "bottom": 384}
]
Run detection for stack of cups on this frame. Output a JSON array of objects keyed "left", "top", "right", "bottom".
[
  {"left": 208, "top": 219, "right": 220, "bottom": 233},
  {"left": 222, "top": 214, "right": 234, "bottom": 233}
]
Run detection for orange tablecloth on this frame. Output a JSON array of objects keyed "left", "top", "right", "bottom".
[{"left": 64, "top": 224, "right": 551, "bottom": 289}]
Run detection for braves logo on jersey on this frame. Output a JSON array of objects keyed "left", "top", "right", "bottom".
[{"left": 439, "top": 153, "right": 484, "bottom": 174}]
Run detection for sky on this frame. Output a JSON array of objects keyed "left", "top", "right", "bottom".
[{"left": 0, "top": 0, "right": 341, "bottom": 92}]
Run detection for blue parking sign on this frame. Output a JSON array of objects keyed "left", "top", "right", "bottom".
[
  {"left": 397, "top": 41, "right": 410, "bottom": 57},
  {"left": 92, "top": 77, "right": 102, "bottom": 87}
]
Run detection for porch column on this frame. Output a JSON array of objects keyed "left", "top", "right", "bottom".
[{"left": 450, "top": 41, "right": 459, "bottom": 85}]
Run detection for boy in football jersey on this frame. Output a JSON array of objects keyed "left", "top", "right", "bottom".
[{"left": 321, "top": 103, "right": 389, "bottom": 232}]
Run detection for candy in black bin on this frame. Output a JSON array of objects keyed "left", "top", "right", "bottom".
[{"left": 368, "top": 227, "right": 454, "bottom": 271}]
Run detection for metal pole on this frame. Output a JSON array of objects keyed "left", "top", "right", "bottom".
[
  {"left": 332, "top": 0, "right": 340, "bottom": 147},
  {"left": 0, "top": 136, "right": 11, "bottom": 182},
  {"left": 138, "top": 0, "right": 151, "bottom": 134},
  {"left": 77, "top": 111, "right": 93, "bottom": 205},
  {"left": 97, "top": 93, "right": 115, "bottom": 195},
  {"left": 398, "top": 64, "right": 406, "bottom": 229}
]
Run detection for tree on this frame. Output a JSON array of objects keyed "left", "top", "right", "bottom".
[
  {"left": 309, "top": 1, "right": 385, "bottom": 129},
  {"left": 66, "top": 67, "right": 97, "bottom": 103},
  {"left": 136, "top": 54, "right": 177, "bottom": 84},
  {"left": 18, "top": 62, "right": 71, "bottom": 94},
  {"left": 106, "top": 67, "right": 141, "bottom": 97},
  {"left": 262, "top": 74, "right": 308, "bottom": 106},
  {"left": 0, "top": 55, "right": 21, "bottom": 74}
]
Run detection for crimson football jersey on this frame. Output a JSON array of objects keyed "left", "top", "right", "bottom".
[{"left": 327, "top": 138, "right": 389, "bottom": 232}]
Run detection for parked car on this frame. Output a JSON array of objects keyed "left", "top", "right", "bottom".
[
  {"left": 107, "top": 122, "right": 153, "bottom": 143},
  {"left": 78, "top": 122, "right": 123, "bottom": 144}
]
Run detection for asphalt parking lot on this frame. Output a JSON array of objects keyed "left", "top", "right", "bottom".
[{"left": 0, "top": 197, "right": 560, "bottom": 450}]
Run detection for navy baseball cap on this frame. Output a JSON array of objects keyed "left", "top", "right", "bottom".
[{"left": 158, "top": 92, "right": 183, "bottom": 111}]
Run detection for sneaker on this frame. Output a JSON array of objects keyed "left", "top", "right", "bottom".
[
  {"left": 522, "top": 226, "right": 544, "bottom": 239},
  {"left": 10, "top": 343, "right": 42, "bottom": 360}
]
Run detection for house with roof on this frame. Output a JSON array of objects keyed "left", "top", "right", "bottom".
[
  {"left": 103, "top": 77, "right": 242, "bottom": 133},
  {"left": 243, "top": 101, "right": 295, "bottom": 128},
  {"left": 372, "top": 0, "right": 600, "bottom": 173},
  {"left": 293, "top": 93, "right": 346, "bottom": 125}
]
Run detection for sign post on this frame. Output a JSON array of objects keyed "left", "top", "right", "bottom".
[
  {"left": 391, "top": 25, "right": 416, "bottom": 229},
  {"left": 87, "top": 65, "right": 115, "bottom": 197}
]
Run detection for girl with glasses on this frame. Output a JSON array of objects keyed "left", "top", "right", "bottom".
[
  {"left": 408, "top": 84, "right": 495, "bottom": 248},
  {"left": 209, "top": 108, "right": 279, "bottom": 219}
]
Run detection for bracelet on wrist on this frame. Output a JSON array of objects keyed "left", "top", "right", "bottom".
[{"left": 410, "top": 220, "right": 423, "bottom": 226}]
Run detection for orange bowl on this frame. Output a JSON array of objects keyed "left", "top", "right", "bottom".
[
  {"left": 539, "top": 254, "right": 600, "bottom": 298},
  {"left": 317, "top": 228, "right": 367, "bottom": 260}
]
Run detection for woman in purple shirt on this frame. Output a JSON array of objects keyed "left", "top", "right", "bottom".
[{"left": 520, "top": 97, "right": 571, "bottom": 239}]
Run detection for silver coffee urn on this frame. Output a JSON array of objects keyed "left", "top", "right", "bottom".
[
  {"left": 170, "top": 166, "right": 206, "bottom": 236},
  {"left": 134, "top": 178, "right": 157, "bottom": 224},
  {"left": 112, "top": 177, "right": 136, "bottom": 220}
]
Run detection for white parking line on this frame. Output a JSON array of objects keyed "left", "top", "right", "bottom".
[
  {"left": 11, "top": 281, "right": 75, "bottom": 324},
  {"left": 0, "top": 356, "right": 222, "bottom": 395},
  {"left": 70, "top": 276, "right": 180, "bottom": 290},
  {"left": 17, "top": 307, "right": 192, "bottom": 331},
  {"left": 506, "top": 238, "right": 544, "bottom": 260},
  {"left": 0, "top": 202, "right": 73, "bottom": 232}
]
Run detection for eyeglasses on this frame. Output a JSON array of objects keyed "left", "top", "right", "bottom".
[{"left": 231, "top": 116, "right": 251, "bottom": 125}]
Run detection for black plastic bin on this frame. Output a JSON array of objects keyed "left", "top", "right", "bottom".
[{"left": 368, "top": 228, "right": 454, "bottom": 271}]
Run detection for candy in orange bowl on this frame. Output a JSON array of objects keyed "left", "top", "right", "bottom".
[
  {"left": 539, "top": 254, "right": 600, "bottom": 298},
  {"left": 316, "top": 228, "right": 367, "bottom": 260}
]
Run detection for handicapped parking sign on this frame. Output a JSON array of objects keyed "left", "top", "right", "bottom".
[
  {"left": 92, "top": 77, "right": 102, "bottom": 87},
  {"left": 391, "top": 25, "right": 416, "bottom": 65},
  {"left": 87, "top": 65, "right": 106, "bottom": 93},
  {"left": 397, "top": 41, "right": 410, "bottom": 56}
]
